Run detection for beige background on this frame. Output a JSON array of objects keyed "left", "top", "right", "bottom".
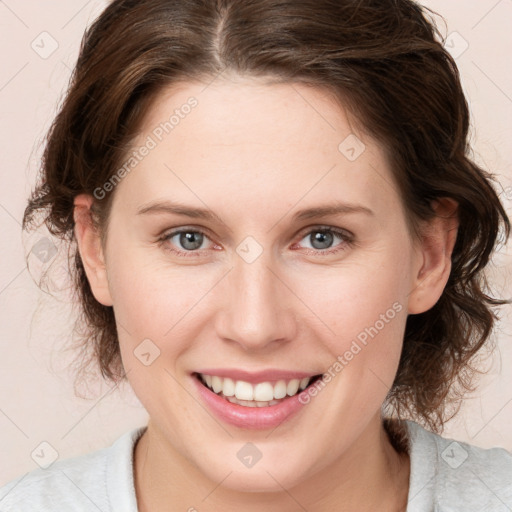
[{"left": 0, "top": 0, "right": 511, "bottom": 486}]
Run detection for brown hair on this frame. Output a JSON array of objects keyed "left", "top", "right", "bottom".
[{"left": 23, "top": 0, "right": 510, "bottom": 433}]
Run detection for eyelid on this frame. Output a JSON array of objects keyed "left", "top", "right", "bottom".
[{"left": 295, "top": 224, "right": 353, "bottom": 240}]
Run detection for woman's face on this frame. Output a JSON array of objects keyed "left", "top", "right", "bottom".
[{"left": 86, "top": 77, "right": 434, "bottom": 491}]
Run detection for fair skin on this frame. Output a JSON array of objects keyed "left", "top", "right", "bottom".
[{"left": 73, "top": 76, "right": 458, "bottom": 511}]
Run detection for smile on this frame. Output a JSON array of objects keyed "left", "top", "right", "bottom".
[
  {"left": 192, "top": 370, "right": 324, "bottom": 429},
  {"left": 197, "top": 373, "right": 319, "bottom": 407}
]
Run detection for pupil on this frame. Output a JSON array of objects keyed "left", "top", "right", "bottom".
[
  {"left": 311, "top": 231, "right": 332, "bottom": 250},
  {"left": 180, "top": 232, "right": 202, "bottom": 250}
]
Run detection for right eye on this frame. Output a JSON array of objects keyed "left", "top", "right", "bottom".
[{"left": 158, "top": 228, "right": 218, "bottom": 257}]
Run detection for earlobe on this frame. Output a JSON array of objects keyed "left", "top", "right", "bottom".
[
  {"left": 407, "top": 197, "right": 459, "bottom": 315},
  {"left": 73, "top": 194, "right": 113, "bottom": 307}
]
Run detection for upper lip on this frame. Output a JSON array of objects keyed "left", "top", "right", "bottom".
[{"left": 193, "top": 368, "right": 321, "bottom": 384}]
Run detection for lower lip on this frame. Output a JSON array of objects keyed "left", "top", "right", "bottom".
[{"left": 192, "top": 374, "right": 312, "bottom": 430}]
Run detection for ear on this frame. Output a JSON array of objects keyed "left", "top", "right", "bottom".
[
  {"left": 407, "top": 197, "right": 459, "bottom": 314},
  {"left": 73, "top": 194, "right": 113, "bottom": 307}
]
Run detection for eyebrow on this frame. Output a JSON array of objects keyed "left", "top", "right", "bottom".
[{"left": 136, "top": 200, "right": 374, "bottom": 222}]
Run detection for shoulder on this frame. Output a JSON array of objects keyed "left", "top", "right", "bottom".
[
  {"left": 405, "top": 420, "right": 512, "bottom": 511},
  {"left": 0, "top": 427, "right": 145, "bottom": 512}
]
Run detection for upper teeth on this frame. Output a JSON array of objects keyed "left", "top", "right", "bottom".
[{"left": 200, "top": 374, "right": 313, "bottom": 401}]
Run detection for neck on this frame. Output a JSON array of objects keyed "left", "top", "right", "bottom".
[{"left": 134, "top": 414, "right": 410, "bottom": 512}]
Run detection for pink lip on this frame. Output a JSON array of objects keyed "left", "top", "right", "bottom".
[
  {"left": 194, "top": 368, "right": 319, "bottom": 385},
  {"left": 192, "top": 374, "right": 315, "bottom": 429}
]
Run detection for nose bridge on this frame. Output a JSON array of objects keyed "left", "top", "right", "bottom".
[{"left": 216, "top": 242, "right": 297, "bottom": 349}]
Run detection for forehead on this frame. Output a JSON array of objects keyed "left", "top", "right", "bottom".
[
  {"left": 139, "top": 77, "right": 364, "bottom": 152},
  {"left": 112, "top": 78, "right": 402, "bottom": 222}
]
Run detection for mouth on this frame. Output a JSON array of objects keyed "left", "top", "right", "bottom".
[{"left": 193, "top": 372, "right": 324, "bottom": 408}]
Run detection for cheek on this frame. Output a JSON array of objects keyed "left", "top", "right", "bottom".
[
  {"left": 105, "top": 234, "right": 194, "bottom": 331},
  {"left": 296, "top": 244, "right": 411, "bottom": 395},
  {"left": 105, "top": 243, "right": 223, "bottom": 373},
  {"left": 304, "top": 252, "right": 409, "bottom": 341},
  {"left": 106, "top": 250, "right": 206, "bottom": 418}
]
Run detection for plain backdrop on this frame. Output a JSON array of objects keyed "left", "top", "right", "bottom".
[{"left": 0, "top": 0, "right": 511, "bottom": 486}]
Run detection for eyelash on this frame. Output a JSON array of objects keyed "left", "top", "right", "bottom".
[{"left": 157, "top": 225, "right": 354, "bottom": 258}]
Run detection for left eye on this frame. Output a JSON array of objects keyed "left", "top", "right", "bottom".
[
  {"left": 159, "top": 227, "right": 352, "bottom": 257},
  {"left": 297, "top": 228, "right": 351, "bottom": 253}
]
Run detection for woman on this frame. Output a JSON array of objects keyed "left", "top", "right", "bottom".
[{"left": 1, "top": 0, "right": 511, "bottom": 510}]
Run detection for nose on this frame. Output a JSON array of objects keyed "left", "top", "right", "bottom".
[{"left": 214, "top": 247, "right": 298, "bottom": 352}]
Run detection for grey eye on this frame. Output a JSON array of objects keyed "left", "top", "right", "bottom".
[
  {"left": 174, "top": 231, "right": 205, "bottom": 251},
  {"left": 308, "top": 231, "right": 335, "bottom": 250}
]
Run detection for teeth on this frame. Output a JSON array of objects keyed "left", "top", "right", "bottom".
[
  {"left": 211, "top": 376, "right": 223, "bottom": 393},
  {"left": 287, "top": 379, "right": 300, "bottom": 396},
  {"left": 273, "top": 380, "right": 287, "bottom": 399},
  {"left": 223, "top": 378, "right": 235, "bottom": 397},
  {"left": 227, "top": 395, "right": 281, "bottom": 407},
  {"left": 235, "top": 380, "right": 254, "bottom": 400},
  {"left": 199, "top": 373, "right": 315, "bottom": 403},
  {"left": 299, "top": 377, "right": 310, "bottom": 390}
]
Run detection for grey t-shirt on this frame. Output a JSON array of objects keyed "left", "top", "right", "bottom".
[{"left": 1, "top": 420, "right": 511, "bottom": 511}]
